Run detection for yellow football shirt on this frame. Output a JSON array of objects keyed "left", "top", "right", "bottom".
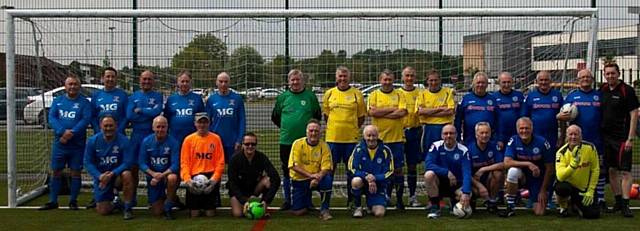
[
  {"left": 399, "top": 87, "right": 422, "bottom": 128},
  {"left": 415, "top": 87, "right": 455, "bottom": 124},
  {"left": 368, "top": 88, "right": 407, "bottom": 143},
  {"left": 555, "top": 141, "right": 600, "bottom": 193},
  {"left": 288, "top": 137, "right": 333, "bottom": 181},
  {"left": 322, "top": 86, "right": 366, "bottom": 143}
]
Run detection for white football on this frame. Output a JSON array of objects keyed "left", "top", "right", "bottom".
[
  {"left": 452, "top": 202, "right": 472, "bottom": 219},
  {"left": 192, "top": 174, "right": 210, "bottom": 194},
  {"left": 560, "top": 103, "right": 578, "bottom": 121}
]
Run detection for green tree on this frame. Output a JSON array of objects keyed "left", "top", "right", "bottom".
[
  {"left": 171, "top": 33, "right": 228, "bottom": 85},
  {"left": 229, "top": 46, "right": 265, "bottom": 90}
]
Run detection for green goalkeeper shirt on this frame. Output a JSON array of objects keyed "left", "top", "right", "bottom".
[{"left": 271, "top": 88, "right": 321, "bottom": 145}]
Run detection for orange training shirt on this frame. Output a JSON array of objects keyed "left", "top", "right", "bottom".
[{"left": 180, "top": 132, "right": 225, "bottom": 182}]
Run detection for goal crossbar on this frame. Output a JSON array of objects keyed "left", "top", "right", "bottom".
[{"left": 4, "top": 7, "right": 599, "bottom": 208}]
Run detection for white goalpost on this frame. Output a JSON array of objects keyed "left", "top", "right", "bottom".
[{"left": 4, "top": 8, "right": 599, "bottom": 208}]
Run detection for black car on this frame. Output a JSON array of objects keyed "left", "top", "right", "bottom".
[{"left": 0, "top": 87, "right": 43, "bottom": 121}]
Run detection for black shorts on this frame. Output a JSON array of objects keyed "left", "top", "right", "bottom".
[
  {"left": 437, "top": 175, "right": 462, "bottom": 198},
  {"left": 603, "top": 137, "right": 632, "bottom": 171},
  {"left": 186, "top": 172, "right": 220, "bottom": 210}
]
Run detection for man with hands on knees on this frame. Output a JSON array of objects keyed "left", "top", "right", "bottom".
[
  {"left": 555, "top": 125, "right": 600, "bottom": 219},
  {"left": 424, "top": 124, "right": 473, "bottom": 219},
  {"left": 500, "top": 117, "right": 555, "bottom": 217},
  {"left": 348, "top": 125, "right": 394, "bottom": 218}
]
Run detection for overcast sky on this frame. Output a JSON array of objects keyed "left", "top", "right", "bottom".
[{"left": 1, "top": 0, "right": 638, "bottom": 68}]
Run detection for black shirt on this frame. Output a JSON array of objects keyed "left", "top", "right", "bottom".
[
  {"left": 227, "top": 150, "right": 281, "bottom": 203},
  {"left": 600, "top": 81, "right": 639, "bottom": 140}
]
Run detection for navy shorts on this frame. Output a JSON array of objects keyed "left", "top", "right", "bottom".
[
  {"left": 421, "top": 124, "right": 445, "bottom": 155},
  {"left": 404, "top": 127, "right": 423, "bottom": 165},
  {"left": 93, "top": 173, "right": 125, "bottom": 202},
  {"left": 386, "top": 142, "right": 405, "bottom": 169},
  {"left": 328, "top": 142, "right": 356, "bottom": 164},
  {"left": 146, "top": 175, "right": 168, "bottom": 204},
  {"left": 358, "top": 180, "right": 387, "bottom": 207},
  {"left": 291, "top": 175, "right": 333, "bottom": 211},
  {"left": 51, "top": 145, "right": 84, "bottom": 171}
]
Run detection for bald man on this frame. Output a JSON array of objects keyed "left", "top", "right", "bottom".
[
  {"left": 348, "top": 125, "right": 394, "bottom": 218},
  {"left": 127, "top": 70, "right": 164, "bottom": 208},
  {"left": 206, "top": 72, "right": 246, "bottom": 163},
  {"left": 424, "top": 124, "right": 472, "bottom": 219},
  {"left": 139, "top": 116, "right": 180, "bottom": 219},
  {"left": 557, "top": 69, "right": 607, "bottom": 211},
  {"left": 555, "top": 125, "right": 600, "bottom": 219}
]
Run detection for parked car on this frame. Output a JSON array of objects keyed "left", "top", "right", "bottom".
[
  {"left": 23, "top": 84, "right": 103, "bottom": 126},
  {"left": 258, "top": 88, "right": 282, "bottom": 99},
  {"left": 0, "top": 87, "right": 42, "bottom": 121}
]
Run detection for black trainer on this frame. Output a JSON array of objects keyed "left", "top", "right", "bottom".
[
  {"left": 38, "top": 202, "right": 59, "bottom": 211},
  {"left": 558, "top": 208, "right": 570, "bottom": 218},
  {"left": 598, "top": 201, "right": 611, "bottom": 213},
  {"left": 487, "top": 203, "right": 499, "bottom": 214},
  {"left": 609, "top": 202, "right": 622, "bottom": 213},
  {"left": 499, "top": 207, "right": 515, "bottom": 218},
  {"left": 164, "top": 210, "right": 175, "bottom": 220},
  {"left": 68, "top": 201, "right": 79, "bottom": 210},
  {"left": 622, "top": 205, "right": 634, "bottom": 218},
  {"left": 174, "top": 199, "right": 186, "bottom": 211},
  {"left": 279, "top": 201, "right": 291, "bottom": 211},
  {"left": 86, "top": 199, "right": 96, "bottom": 209},
  {"left": 123, "top": 210, "right": 134, "bottom": 220}
]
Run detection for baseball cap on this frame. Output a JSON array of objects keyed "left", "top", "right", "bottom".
[{"left": 194, "top": 112, "right": 210, "bottom": 122}]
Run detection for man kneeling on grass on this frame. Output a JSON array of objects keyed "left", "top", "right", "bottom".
[
  {"left": 227, "top": 132, "right": 281, "bottom": 218},
  {"left": 348, "top": 125, "right": 394, "bottom": 218},
  {"left": 84, "top": 115, "right": 136, "bottom": 219},
  {"left": 555, "top": 125, "right": 600, "bottom": 219},
  {"left": 289, "top": 119, "right": 334, "bottom": 220}
]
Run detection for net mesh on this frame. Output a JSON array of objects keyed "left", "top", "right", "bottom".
[{"left": 4, "top": 14, "right": 602, "bottom": 202}]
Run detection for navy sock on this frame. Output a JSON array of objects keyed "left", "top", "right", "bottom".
[
  {"left": 48, "top": 176, "right": 62, "bottom": 204},
  {"left": 407, "top": 169, "right": 417, "bottom": 197},
  {"left": 506, "top": 194, "right": 516, "bottom": 209},
  {"left": 352, "top": 188, "right": 362, "bottom": 208},
  {"left": 394, "top": 175, "right": 405, "bottom": 204},
  {"left": 70, "top": 176, "right": 81, "bottom": 203},
  {"left": 282, "top": 177, "right": 291, "bottom": 204},
  {"left": 320, "top": 190, "right": 332, "bottom": 211},
  {"left": 164, "top": 200, "right": 174, "bottom": 212},
  {"left": 429, "top": 196, "right": 440, "bottom": 208}
]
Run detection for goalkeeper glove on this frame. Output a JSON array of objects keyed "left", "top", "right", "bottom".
[
  {"left": 570, "top": 150, "right": 581, "bottom": 169},
  {"left": 580, "top": 191, "right": 594, "bottom": 206}
]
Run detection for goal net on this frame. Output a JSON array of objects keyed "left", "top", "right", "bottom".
[{"left": 3, "top": 8, "right": 598, "bottom": 207}]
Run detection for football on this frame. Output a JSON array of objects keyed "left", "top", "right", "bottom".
[
  {"left": 560, "top": 103, "right": 578, "bottom": 121},
  {"left": 191, "top": 174, "right": 210, "bottom": 194},
  {"left": 630, "top": 183, "right": 639, "bottom": 199},
  {"left": 245, "top": 201, "right": 266, "bottom": 219},
  {"left": 452, "top": 202, "right": 472, "bottom": 219}
]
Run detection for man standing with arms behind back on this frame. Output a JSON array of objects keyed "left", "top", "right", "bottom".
[
  {"left": 600, "top": 63, "right": 638, "bottom": 218},
  {"left": 271, "top": 69, "right": 321, "bottom": 210}
]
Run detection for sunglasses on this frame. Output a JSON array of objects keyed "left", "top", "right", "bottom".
[{"left": 243, "top": 142, "right": 257, "bottom": 147}]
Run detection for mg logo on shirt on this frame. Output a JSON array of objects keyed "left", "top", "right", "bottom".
[
  {"left": 100, "top": 103, "right": 118, "bottom": 111},
  {"left": 58, "top": 110, "right": 76, "bottom": 119},
  {"left": 196, "top": 152, "right": 212, "bottom": 159},
  {"left": 151, "top": 157, "right": 169, "bottom": 165},
  {"left": 176, "top": 108, "right": 193, "bottom": 116},
  {"left": 100, "top": 156, "right": 118, "bottom": 164},
  {"left": 216, "top": 108, "right": 234, "bottom": 116}
]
